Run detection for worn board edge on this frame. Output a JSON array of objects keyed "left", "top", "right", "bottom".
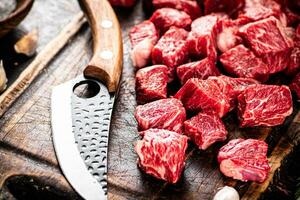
[{"left": 0, "top": 13, "right": 86, "bottom": 117}]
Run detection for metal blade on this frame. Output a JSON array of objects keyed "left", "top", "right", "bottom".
[{"left": 51, "top": 75, "right": 115, "bottom": 200}]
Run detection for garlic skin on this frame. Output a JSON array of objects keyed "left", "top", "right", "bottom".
[
  {"left": 0, "top": 60, "right": 7, "bottom": 93},
  {"left": 213, "top": 186, "right": 240, "bottom": 200},
  {"left": 14, "top": 29, "right": 39, "bottom": 57}
]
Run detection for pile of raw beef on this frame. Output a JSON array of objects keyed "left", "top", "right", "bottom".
[{"left": 127, "top": 0, "right": 300, "bottom": 184}]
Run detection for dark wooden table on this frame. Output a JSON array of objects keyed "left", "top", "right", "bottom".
[{"left": 0, "top": 0, "right": 299, "bottom": 199}]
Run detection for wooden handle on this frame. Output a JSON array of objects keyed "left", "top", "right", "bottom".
[{"left": 79, "top": 0, "right": 123, "bottom": 92}]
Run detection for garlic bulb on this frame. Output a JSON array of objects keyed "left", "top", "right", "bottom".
[
  {"left": 213, "top": 186, "right": 240, "bottom": 200},
  {"left": 0, "top": 60, "right": 7, "bottom": 93},
  {"left": 14, "top": 29, "right": 39, "bottom": 57}
]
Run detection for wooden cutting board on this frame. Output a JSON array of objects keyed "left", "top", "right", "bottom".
[{"left": 0, "top": 0, "right": 299, "bottom": 199}]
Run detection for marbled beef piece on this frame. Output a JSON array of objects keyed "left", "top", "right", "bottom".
[
  {"left": 220, "top": 44, "right": 269, "bottom": 82},
  {"left": 136, "top": 65, "right": 168, "bottom": 104},
  {"left": 184, "top": 111, "right": 227, "bottom": 150},
  {"left": 135, "top": 98, "right": 186, "bottom": 133},
  {"left": 187, "top": 14, "right": 219, "bottom": 61},
  {"left": 176, "top": 58, "right": 220, "bottom": 85},
  {"left": 208, "top": 76, "right": 259, "bottom": 111},
  {"left": 152, "top": 0, "right": 202, "bottom": 20},
  {"left": 238, "top": 16, "right": 293, "bottom": 74},
  {"left": 216, "top": 18, "right": 247, "bottom": 53},
  {"left": 218, "top": 138, "right": 270, "bottom": 182},
  {"left": 238, "top": 0, "right": 284, "bottom": 23},
  {"left": 135, "top": 129, "right": 188, "bottom": 183},
  {"left": 174, "top": 78, "right": 231, "bottom": 117},
  {"left": 152, "top": 26, "right": 189, "bottom": 82},
  {"left": 150, "top": 8, "right": 192, "bottom": 33},
  {"left": 237, "top": 84, "right": 293, "bottom": 127},
  {"left": 129, "top": 20, "right": 159, "bottom": 68},
  {"left": 204, "top": 0, "right": 245, "bottom": 16}
]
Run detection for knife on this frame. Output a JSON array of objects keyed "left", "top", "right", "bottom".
[{"left": 51, "top": 0, "right": 123, "bottom": 199}]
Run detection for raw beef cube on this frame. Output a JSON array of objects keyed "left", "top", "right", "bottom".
[
  {"left": 208, "top": 76, "right": 259, "bottom": 110},
  {"left": 218, "top": 139, "right": 270, "bottom": 182},
  {"left": 187, "top": 15, "right": 219, "bottom": 60},
  {"left": 238, "top": 84, "right": 293, "bottom": 127},
  {"left": 289, "top": 72, "right": 300, "bottom": 99},
  {"left": 109, "top": 0, "right": 136, "bottom": 7},
  {"left": 238, "top": 0, "right": 283, "bottom": 22},
  {"left": 152, "top": 27, "right": 189, "bottom": 82},
  {"left": 136, "top": 65, "right": 168, "bottom": 104},
  {"left": 216, "top": 18, "right": 246, "bottom": 53},
  {"left": 238, "top": 16, "right": 293, "bottom": 73},
  {"left": 204, "top": 0, "right": 245, "bottom": 16},
  {"left": 129, "top": 21, "right": 159, "bottom": 68},
  {"left": 152, "top": 0, "right": 202, "bottom": 20},
  {"left": 220, "top": 44, "right": 269, "bottom": 82},
  {"left": 150, "top": 8, "right": 192, "bottom": 33},
  {"left": 184, "top": 112, "right": 227, "bottom": 150},
  {"left": 217, "top": 27, "right": 243, "bottom": 53},
  {"left": 135, "top": 98, "right": 186, "bottom": 133},
  {"left": 176, "top": 58, "right": 220, "bottom": 84},
  {"left": 174, "top": 78, "right": 231, "bottom": 117},
  {"left": 135, "top": 129, "right": 188, "bottom": 183}
]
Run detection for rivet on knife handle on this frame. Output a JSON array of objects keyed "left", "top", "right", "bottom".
[{"left": 79, "top": 0, "right": 123, "bottom": 93}]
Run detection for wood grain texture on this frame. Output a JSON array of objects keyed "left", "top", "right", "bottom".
[
  {"left": 0, "top": 0, "right": 299, "bottom": 199},
  {"left": 80, "top": 0, "right": 123, "bottom": 92}
]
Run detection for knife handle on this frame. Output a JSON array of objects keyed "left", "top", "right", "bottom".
[{"left": 79, "top": 0, "right": 123, "bottom": 93}]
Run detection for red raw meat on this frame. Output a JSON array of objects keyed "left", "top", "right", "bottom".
[
  {"left": 135, "top": 98, "right": 186, "bottom": 133},
  {"left": 218, "top": 138, "right": 270, "bottom": 182},
  {"left": 238, "top": 0, "right": 283, "bottom": 23},
  {"left": 289, "top": 72, "right": 300, "bottom": 99},
  {"left": 204, "top": 0, "right": 245, "bottom": 16},
  {"left": 152, "top": 27, "right": 189, "bottom": 82},
  {"left": 285, "top": 26, "right": 300, "bottom": 75},
  {"left": 238, "top": 16, "right": 293, "bottom": 74},
  {"left": 174, "top": 78, "right": 231, "bottom": 117},
  {"left": 238, "top": 84, "right": 293, "bottom": 127},
  {"left": 176, "top": 58, "right": 220, "bottom": 84},
  {"left": 135, "top": 129, "right": 188, "bottom": 183},
  {"left": 109, "top": 0, "right": 136, "bottom": 7},
  {"left": 152, "top": 0, "right": 202, "bottom": 20},
  {"left": 136, "top": 65, "right": 168, "bottom": 104},
  {"left": 184, "top": 112, "right": 227, "bottom": 150},
  {"left": 217, "top": 27, "right": 243, "bottom": 53},
  {"left": 220, "top": 44, "right": 269, "bottom": 82},
  {"left": 187, "top": 14, "right": 219, "bottom": 60},
  {"left": 273, "top": 0, "right": 300, "bottom": 26},
  {"left": 208, "top": 76, "right": 259, "bottom": 110},
  {"left": 216, "top": 18, "right": 246, "bottom": 53},
  {"left": 150, "top": 8, "right": 192, "bottom": 33},
  {"left": 129, "top": 21, "right": 159, "bottom": 68}
]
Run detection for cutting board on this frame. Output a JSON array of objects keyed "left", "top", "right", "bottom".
[{"left": 0, "top": 0, "right": 299, "bottom": 199}]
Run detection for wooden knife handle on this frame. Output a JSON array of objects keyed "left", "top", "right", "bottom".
[{"left": 79, "top": 0, "right": 123, "bottom": 93}]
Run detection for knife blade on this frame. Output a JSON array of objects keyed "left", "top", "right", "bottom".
[{"left": 51, "top": 0, "right": 123, "bottom": 199}]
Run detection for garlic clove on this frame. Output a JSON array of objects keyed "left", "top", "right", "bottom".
[
  {"left": 14, "top": 28, "right": 39, "bottom": 57},
  {"left": 0, "top": 60, "right": 7, "bottom": 93},
  {"left": 213, "top": 186, "right": 240, "bottom": 200}
]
